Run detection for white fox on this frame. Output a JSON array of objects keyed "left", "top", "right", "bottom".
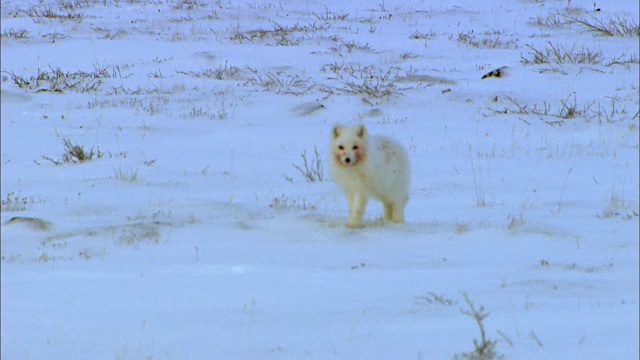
[{"left": 329, "top": 124, "right": 410, "bottom": 228}]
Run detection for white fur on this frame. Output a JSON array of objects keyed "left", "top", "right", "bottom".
[{"left": 329, "top": 124, "right": 410, "bottom": 228}]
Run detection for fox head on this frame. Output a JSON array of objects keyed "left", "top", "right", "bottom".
[{"left": 331, "top": 124, "right": 368, "bottom": 166}]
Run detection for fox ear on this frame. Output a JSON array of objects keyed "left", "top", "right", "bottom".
[
  {"left": 332, "top": 125, "right": 341, "bottom": 138},
  {"left": 357, "top": 125, "right": 367, "bottom": 138}
]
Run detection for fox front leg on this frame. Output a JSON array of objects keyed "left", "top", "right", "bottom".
[{"left": 346, "top": 193, "right": 368, "bottom": 228}]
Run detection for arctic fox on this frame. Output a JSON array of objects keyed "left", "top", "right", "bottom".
[{"left": 330, "top": 124, "right": 410, "bottom": 228}]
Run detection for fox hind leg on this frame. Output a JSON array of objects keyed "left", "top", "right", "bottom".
[{"left": 390, "top": 202, "right": 405, "bottom": 223}]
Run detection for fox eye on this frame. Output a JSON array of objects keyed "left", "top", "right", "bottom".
[
  {"left": 338, "top": 145, "right": 344, "bottom": 150},
  {"left": 352, "top": 145, "right": 358, "bottom": 150}
]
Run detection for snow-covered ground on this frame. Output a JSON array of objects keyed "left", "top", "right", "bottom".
[{"left": 1, "top": 0, "right": 638, "bottom": 358}]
